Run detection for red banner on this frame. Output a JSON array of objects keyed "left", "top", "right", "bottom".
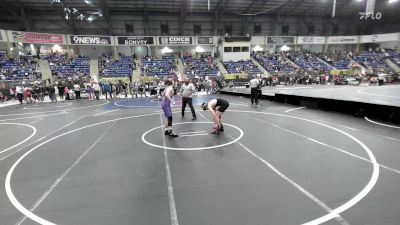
[{"left": 10, "top": 31, "right": 64, "bottom": 44}]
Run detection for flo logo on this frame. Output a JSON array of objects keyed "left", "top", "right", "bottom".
[{"left": 359, "top": 12, "right": 382, "bottom": 20}]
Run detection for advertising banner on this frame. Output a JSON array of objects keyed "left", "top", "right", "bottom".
[
  {"left": 266, "top": 36, "right": 295, "bottom": 45},
  {"left": 360, "top": 33, "right": 399, "bottom": 43},
  {"left": 68, "top": 35, "right": 113, "bottom": 45},
  {"left": 197, "top": 37, "right": 214, "bottom": 45},
  {"left": 158, "top": 36, "right": 193, "bottom": 45},
  {"left": 297, "top": 36, "right": 326, "bottom": 44},
  {"left": 116, "top": 36, "right": 154, "bottom": 46},
  {"left": 327, "top": 36, "right": 359, "bottom": 44},
  {"left": 8, "top": 31, "right": 64, "bottom": 44}
]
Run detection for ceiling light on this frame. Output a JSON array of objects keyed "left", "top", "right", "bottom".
[
  {"left": 195, "top": 46, "right": 205, "bottom": 53},
  {"left": 161, "top": 47, "right": 173, "bottom": 54},
  {"left": 52, "top": 44, "right": 62, "bottom": 52},
  {"left": 280, "top": 45, "right": 291, "bottom": 52},
  {"left": 252, "top": 45, "right": 263, "bottom": 52},
  {"left": 389, "top": 0, "right": 398, "bottom": 3},
  {"left": 87, "top": 16, "right": 94, "bottom": 22},
  {"left": 84, "top": 0, "right": 92, "bottom": 4}
]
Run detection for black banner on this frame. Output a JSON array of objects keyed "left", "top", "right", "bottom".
[
  {"left": 223, "top": 36, "right": 251, "bottom": 42},
  {"left": 197, "top": 37, "right": 214, "bottom": 45},
  {"left": 159, "top": 36, "right": 193, "bottom": 45},
  {"left": 266, "top": 36, "right": 295, "bottom": 44},
  {"left": 117, "top": 36, "right": 154, "bottom": 45},
  {"left": 69, "top": 35, "right": 112, "bottom": 45}
]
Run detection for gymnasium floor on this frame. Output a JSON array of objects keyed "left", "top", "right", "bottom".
[{"left": 0, "top": 94, "right": 399, "bottom": 225}]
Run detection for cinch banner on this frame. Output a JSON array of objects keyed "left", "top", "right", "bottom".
[
  {"left": 297, "top": 36, "right": 326, "bottom": 44},
  {"left": 327, "top": 36, "right": 359, "bottom": 44},
  {"left": 197, "top": 37, "right": 214, "bottom": 45},
  {"left": 69, "top": 35, "right": 113, "bottom": 45},
  {"left": 158, "top": 36, "right": 193, "bottom": 45},
  {"left": 116, "top": 36, "right": 154, "bottom": 46},
  {"left": 8, "top": 31, "right": 64, "bottom": 44},
  {"left": 266, "top": 36, "right": 295, "bottom": 45}
]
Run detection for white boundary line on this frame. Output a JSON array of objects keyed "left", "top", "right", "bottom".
[
  {"left": 4, "top": 110, "right": 379, "bottom": 225},
  {"left": 236, "top": 141, "right": 350, "bottom": 225},
  {"left": 5, "top": 112, "right": 160, "bottom": 225},
  {"left": 114, "top": 99, "right": 181, "bottom": 108},
  {"left": 276, "top": 87, "right": 313, "bottom": 90},
  {"left": 114, "top": 99, "right": 159, "bottom": 108},
  {"left": 0, "top": 116, "right": 85, "bottom": 162},
  {"left": 0, "top": 112, "right": 68, "bottom": 122},
  {"left": 0, "top": 101, "right": 109, "bottom": 117},
  {"left": 365, "top": 117, "right": 400, "bottom": 129},
  {"left": 226, "top": 110, "right": 379, "bottom": 225},
  {"left": 14, "top": 120, "right": 118, "bottom": 225},
  {"left": 93, "top": 109, "right": 120, "bottom": 117},
  {"left": 0, "top": 123, "right": 37, "bottom": 154},
  {"left": 142, "top": 122, "right": 243, "bottom": 151},
  {"left": 24, "top": 103, "right": 72, "bottom": 110},
  {"left": 197, "top": 112, "right": 350, "bottom": 225},
  {"left": 180, "top": 133, "right": 209, "bottom": 137},
  {"left": 379, "top": 135, "right": 400, "bottom": 142},
  {"left": 285, "top": 107, "right": 306, "bottom": 113},
  {"left": 358, "top": 89, "right": 400, "bottom": 99},
  {"left": 159, "top": 114, "right": 179, "bottom": 225},
  {"left": 179, "top": 131, "right": 207, "bottom": 135},
  {"left": 252, "top": 117, "right": 400, "bottom": 175}
]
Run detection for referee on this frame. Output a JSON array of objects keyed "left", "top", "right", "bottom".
[
  {"left": 249, "top": 75, "right": 260, "bottom": 105},
  {"left": 180, "top": 78, "right": 197, "bottom": 120}
]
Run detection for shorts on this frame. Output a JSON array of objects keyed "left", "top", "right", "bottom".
[
  {"left": 217, "top": 102, "right": 229, "bottom": 113},
  {"left": 162, "top": 100, "right": 172, "bottom": 117}
]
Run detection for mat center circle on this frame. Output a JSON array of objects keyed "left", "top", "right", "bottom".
[{"left": 142, "top": 122, "right": 243, "bottom": 151}]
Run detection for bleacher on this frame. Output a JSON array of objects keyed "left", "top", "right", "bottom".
[
  {"left": 46, "top": 54, "right": 90, "bottom": 79},
  {"left": 182, "top": 56, "right": 219, "bottom": 76},
  {"left": 293, "top": 53, "right": 335, "bottom": 71},
  {"left": 354, "top": 51, "right": 393, "bottom": 73},
  {"left": 141, "top": 56, "right": 176, "bottom": 76},
  {"left": 99, "top": 56, "right": 134, "bottom": 78},
  {"left": 322, "top": 55, "right": 351, "bottom": 70},
  {"left": 0, "top": 54, "right": 41, "bottom": 81},
  {"left": 222, "top": 60, "right": 261, "bottom": 76},
  {"left": 387, "top": 50, "right": 400, "bottom": 66},
  {"left": 252, "top": 53, "right": 296, "bottom": 75}
]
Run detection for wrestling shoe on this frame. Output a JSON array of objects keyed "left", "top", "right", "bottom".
[
  {"left": 219, "top": 124, "right": 224, "bottom": 132},
  {"left": 211, "top": 128, "right": 221, "bottom": 134},
  {"left": 169, "top": 131, "right": 179, "bottom": 137},
  {"left": 165, "top": 130, "right": 179, "bottom": 137}
]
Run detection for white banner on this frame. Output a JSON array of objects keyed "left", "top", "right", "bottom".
[
  {"left": 327, "top": 36, "right": 359, "bottom": 44},
  {"left": 360, "top": 33, "right": 399, "bottom": 43},
  {"left": 0, "top": 30, "right": 6, "bottom": 42},
  {"left": 297, "top": 36, "right": 326, "bottom": 44}
]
